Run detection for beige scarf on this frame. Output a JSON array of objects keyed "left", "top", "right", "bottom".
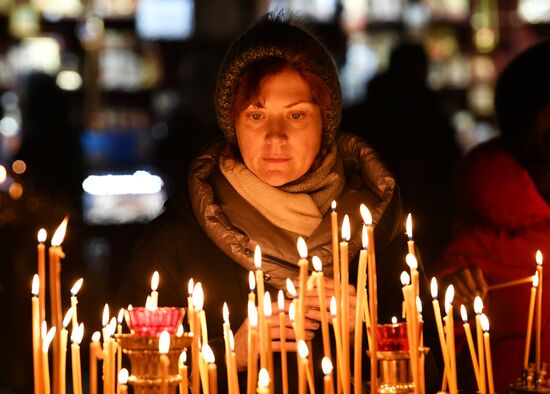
[{"left": 220, "top": 146, "right": 344, "bottom": 237}]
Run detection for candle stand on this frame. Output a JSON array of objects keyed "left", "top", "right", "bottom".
[
  {"left": 509, "top": 364, "right": 550, "bottom": 393},
  {"left": 116, "top": 333, "right": 192, "bottom": 394}
]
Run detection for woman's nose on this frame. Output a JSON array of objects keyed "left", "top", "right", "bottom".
[{"left": 265, "top": 116, "right": 287, "bottom": 143}]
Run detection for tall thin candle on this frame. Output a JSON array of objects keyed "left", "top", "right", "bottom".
[
  {"left": 339, "top": 215, "right": 351, "bottom": 393},
  {"left": 60, "top": 308, "right": 74, "bottom": 394},
  {"left": 118, "top": 369, "right": 128, "bottom": 394},
  {"left": 444, "top": 286, "right": 457, "bottom": 394},
  {"left": 159, "top": 330, "right": 170, "bottom": 394},
  {"left": 312, "top": 256, "right": 331, "bottom": 359},
  {"left": 31, "top": 275, "right": 43, "bottom": 394},
  {"left": 278, "top": 290, "right": 289, "bottom": 394},
  {"left": 203, "top": 344, "right": 218, "bottom": 394},
  {"left": 247, "top": 301, "right": 258, "bottom": 394},
  {"left": 264, "top": 292, "right": 275, "bottom": 394},
  {"left": 535, "top": 250, "right": 543, "bottom": 371},
  {"left": 257, "top": 368, "right": 270, "bottom": 394},
  {"left": 474, "top": 296, "right": 486, "bottom": 394},
  {"left": 481, "top": 314, "right": 494, "bottom": 394},
  {"left": 150, "top": 271, "right": 159, "bottom": 310},
  {"left": 524, "top": 272, "right": 539, "bottom": 369},
  {"left": 322, "top": 357, "right": 334, "bottom": 394},
  {"left": 71, "top": 323, "right": 84, "bottom": 394},
  {"left": 330, "top": 296, "right": 344, "bottom": 394},
  {"left": 89, "top": 331, "right": 102, "bottom": 394},
  {"left": 42, "top": 323, "right": 56, "bottom": 394},
  {"left": 179, "top": 352, "right": 189, "bottom": 394},
  {"left": 406, "top": 213, "right": 415, "bottom": 256},
  {"left": 37, "top": 229, "right": 47, "bottom": 325},
  {"left": 354, "top": 226, "right": 368, "bottom": 394},
  {"left": 254, "top": 245, "right": 267, "bottom": 370},
  {"left": 461, "top": 305, "right": 481, "bottom": 391},
  {"left": 70, "top": 279, "right": 83, "bottom": 331},
  {"left": 229, "top": 331, "right": 240, "bottom": 394},
  {"left": 298, "top": 340, "right": 316, "bottom": 394},
  {"left": 430, "top": 278, "right": 451, "bottom": 390}
]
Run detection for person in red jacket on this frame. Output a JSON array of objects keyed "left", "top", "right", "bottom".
[{"left": 437, "top": 39, "right": 550, "bottom": 393}]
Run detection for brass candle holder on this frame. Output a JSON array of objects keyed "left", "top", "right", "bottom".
[{"left": 509, "top": 363, "right": 550, "bottom": 393}]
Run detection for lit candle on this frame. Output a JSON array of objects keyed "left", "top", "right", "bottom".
[
  {"left": 151, "top": 271, "right": 159, "bottom": 310},
  {"left": 247, "top": 301, "right": 258, "bottom": 394},
  {"left": 159, "top": 330, "right": 170, "bottom": 394},
  {"left": 296, "top": 238, "right": 309, "bottom": 341},
  {"left": 193, "top": 283, "right": 208, "bottom": 344},
  {"left": 118, "top": 369, "right": 128, "bottom": 394},
  {"left": 71, "top": 323, "right": 84, "bottom": 394},
  {"left": 222, "top": 303, "right": 233, "bottom": 394},
  {"left": 417, "top": 297, "right": 425, "bottom": 394},
  {"left": 89, "top": 331, "right": 102, "bottom": 394},
  {"left": 481, "top": 314, "right": 494, "bottom": 394},
  {"left": 203, "top": 344, "right": 217, "bottom": 394},
  {"left": 430, "top": 278, "right": 451, "bottom": 392},
  {"left": 330, "top": 296, "right": 343, "bottom": 394},
  {"left": 116, "top": 308, "right": 124, "bottom": 394},
  {"left": 330, "top": 201, "right": 341, "bottom": 312},
  {"left": 102, "top": 304, "right": 110, "bottom": 394},
  {"left": 229, "top": 330, "right": 240, "bottom": 394},
  {"left": 70, "top": 278, "right": 83, "bottom": 331},
  {"left": 474, "top": 296, "right": 487, "bottom": 394},
  {"left": 354, "top": 226, "right": 368, "bottom": 394},
  {"left": 277, "top": 290, "right": 289, "bottom": 394},
  {"left": 460, "top": 305, "right": 481, "bottom": 391},
  {"left": 361, "top": 204, "right": 377, "bottom": 394},
  {"left": 42, "top": 323, "right": 56, "bottom": 394},
  {"left": 186, "top": 280, "right": 198, "bottom": 394},
  {"left": 535, "top": 250, "right": 543, "bottom": 372},
  {"left": 49, "top": 216, "right": 68, "bottom": 394},
  {"left": 406, "top": 213, "right": 415, "bottom": 256},
  {"left": 322, "top": 357, "right": 334, "bottom": 394},
  {"left": 524, "top": 272, "right": 539, "bottom": 369},
  {"left": 31, "top": 275, "right": 43, "bottom": 394},
  {"left": 179, "top": 352, "right": 189, "bottom": 394},
  {"left": 254, "top": 245, "right": 268, "bottom": 371},
  {"left": 107, "top": 317, "right": 117, "bottom": 394},
  {"left": 60, "top": 308, "right": 73, "bottom": 394},
  {"left": 312, "top": 256, "right": 331, "bottom": 359},
  {"left": 257, "top": 368, "right": 270, "bottom": 394},
  {"left": 406, "top": 254, "right": 420, "bottom": 394},
  {"left": 339, "top": 215, "right": 351, "bottom": 393},
  {"left": 264, "top": 292, "right": 274, "bottom": 393},
  {"left": 37, "top": 229, "right": 47, "bottom": 325},
  {"left": 401, "top": 272, "right": 417, "bottom": 394},
  {"left": 444, "top": 286, "right": 457, "bottom": 394},
  {"left": 298, "top": 340, "right": 315, "bottom": 394}
]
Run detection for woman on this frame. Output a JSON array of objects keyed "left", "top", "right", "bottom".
[{"left": 119, "top": 13, "right": 437, "bottom": 391}]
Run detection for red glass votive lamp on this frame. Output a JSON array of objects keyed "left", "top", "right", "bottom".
[
  {"left": 128, "top": 307, "right": 184, "bottom": 336},
  {"left": 377, "top": 322, "right": 409, "bottom": 351}
]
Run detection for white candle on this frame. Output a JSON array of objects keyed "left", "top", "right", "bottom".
[{"left": 151, "top": 271, "right": 159, "bottom": 310}]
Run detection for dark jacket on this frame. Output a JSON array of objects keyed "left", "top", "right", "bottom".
[{"left": 118, "top": 134, "right": 441, "bottom": 392}]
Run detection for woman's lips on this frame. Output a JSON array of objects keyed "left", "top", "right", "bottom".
[{"left": 263, "top": 157, "right": 290, "bottom": 163}]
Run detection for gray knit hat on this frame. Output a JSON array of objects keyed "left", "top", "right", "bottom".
[{"left": 215, "top": 13, "right": 342, "bottom": 147}]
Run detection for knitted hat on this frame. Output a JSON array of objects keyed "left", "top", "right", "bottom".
[{"left": 215, "top": 13, "right": 342, "bottom": 147}]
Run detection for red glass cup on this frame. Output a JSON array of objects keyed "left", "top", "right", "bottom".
[
  {"left": 377, "top": 322, "right": 409, "bottom": 351},
  {"left": 128, "top": 307, "right": 184, "bottom": 336}
]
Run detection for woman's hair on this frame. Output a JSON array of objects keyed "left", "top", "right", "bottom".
[{"left": 230, "top": 57, "right": 332, "bottom": 133}]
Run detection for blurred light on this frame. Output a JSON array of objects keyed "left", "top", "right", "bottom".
[
  {"left": 0, "top": 116, "right": 20, "bottom": 137},
  {"left": 0, "top": 165, "right": 7, "bottom": 183},
  {"left": 0, "top": 91, "right": 19, "bottom": 110},
  {"left": 12, "top": 160, "right": 26, "bottom": 174},
  {"left": 56, "top": 70, "right": 82, "bottom": 91},
  {"left": 82, "top": 171, "right": 163, "bottom": 195},
  {"left": 518, "top": 0, "right": 550, "bottom": 23},
  {"left": 9, "top": 182, "right": 23, "bottom": 199},
  {"left": 468, "top": 83, "right": 494, "bottom": 116},
  {"left": 403, "top": 3, "right": 431, "bottom": 30}
]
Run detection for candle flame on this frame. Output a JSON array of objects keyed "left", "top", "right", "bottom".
[
  {"left": 223, "top": 302, "right": 229, "bottom": 324},
  {"left": 416, "top": 296, "right": 422, "bottom": 314},
  {"left": 362, "top": 224, "right": 368, "bottom": 249},
  {"left": 51, "top": 216, "right": 69, "bottom": 246},
  {"left": 460, "top": 305, "right": 468, "bottom": 322},
  {"left": 400, "top": 271, "right": 410, "bottom": 286},
  {"left": 70, "top": 278, "right": 83, "bottom": 296},
  {"left": 63, "top": 308, "right": 73, "bottom": 328},
  {"left": 32, "top": 274, "right": 39, "bottom": 296},
  {"left": 480, "top": 313, "right": 490, "bottom": 332},
  {"left": 37, "top": 228, "right": 47, "bottom": 243},
  {"left": 405, "top": 254, "right": 418, "bottom": 270},
  {"left": 474, "top": 296, "right": 483, "bottom": 315},
  {"left": 360, "top": 204, "right": 372, "bottom": 225},
  {"left": 406, "top": 213, "right": 413, "bottom": 240},
  {"left": 288, "top": 302, "right": 295, "bottom": 322},
  {"left": 177, "top": 324, "right": 184, "bottom": 337},
  {"left": 229, "top": 330, "right": 235, "bottom": 351},
  {"left": 92, "top": 331, "right": 101, "bottom": 342},
  {"left": 330, "top": 296, "right": 337, "bottom": 317},
  {"left": 248, "top": 301, "right": 258, "bottom": 327},
  {"left": 254, "top": 245, "right": 262, "bottom": 269},
  {"left": 248, "top": 271, "right": 256, "bottom": 291},
  {"left": 331, "top": 200, "right": 336, "bottom": 211},
  {"left": 151, "top": 271, "right": 159, "bottom": 291},
  {"left": 159, "top": 330, "right": 170, "bottom": 354},
  {"left": 322, "top": 357, "right": 333, "bottom": 375},
  {"left": 188, "top": 278, "right": 194, "bottom": 296},
  {"left": 201, "top": 344, "right": 215, "bottom": 363},
  {"left": 192, "top": 283, "right": 204, "bottom": 311},
  {"left": 298, "top": 340, "right": 309, "bottom": 359},
  {"left": 536, "top": 250, "right": 543, "bottom": 266},
  {"left": 341, "top": 215, "right": 350, "bottom": 241},
  {"left": 42, "top": 321, "right": 48, "bottom": 339},
  {"left": 286, "top": 278, "right": 297, "bottom": 297},
  {"left": 391, "top": 316, "right": 397, "bottom": 324},
  {"left": 444, "top": 285, "right": 455, "bottom": 312},
  {"left": 533, "top": 271, "right": 540, "bottom": 288},
  {"left": 258, "top": 368, "right": 270, "bottom": 389},
  {"left": 117, "top": 308, "right": 124, "bottom": 324},
  {"left": 145, "top": 296, "right": 154, "bottom": 311},
  {"left": 264, "top": 292, "right": 272, "bottom": 317},
  {"left": 118, "top": 368, "right": 129, "bottom": 385},
  {"left": 43, "top": 326, "right": 56, "bottom": 351},
  {"left": 71, "top": 322, "right": 84, "bottom": 344},
  {"left": 180, "top": 351, "right": 187, "bottom": 364},
  {"left": 430, "top": 277, "right": 438, "bottom": 299},
  {"left": 312, "top": 256, "right": 322, "bottom": 272},
  {"left": 297, "top": 237, "right": 308, "bottom": 258},
  {"left": 278, "top": 290, "right": 285, "bottom": 312},
  {"left": 108, "top": 317, "right": 116, "bottom": 337}
]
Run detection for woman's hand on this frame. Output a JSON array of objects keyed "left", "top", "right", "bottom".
[{"left": 442, "top": 266, "right": 488, "bottom": 306}]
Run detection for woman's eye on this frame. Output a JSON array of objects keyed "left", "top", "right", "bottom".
[
  {"left": 290, "top": 113, "right": 304, "bottom": 120},
  {"left": 249, "top": 113, "right": 263, "bottom": 120}
]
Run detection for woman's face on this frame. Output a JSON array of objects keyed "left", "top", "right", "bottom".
[{"left": 235, "top": 68, "right": 323, "bottom": 187}]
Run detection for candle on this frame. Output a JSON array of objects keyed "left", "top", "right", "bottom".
[
  {"left": 322, "top": 357, "right": 334, "bottom": 394},
  {"left": 193, "top": 283, "right": 208, "bottom": 344},
  {"left": 354, "top": 226, "right": 368, "bottom": 394},
  {"left": 151, "top": 271, "right": 159, "bottom": 310},
  {"left": 42, "top": 323, "right": 56, "bottom": 394},
  {"left": 222, "top": 303, "right": 233, "bottom": 394},
  {"left": 417, "top": 297, "right": 425, "bottom": 394},
  {"left": 70, "top": 278, "right": 83, "bottom": 331},
  {"left": 406, "top": 213, "right": 415, "bottom": 256},
  {"left": 460, "top": 305, "right": 481, "bottom": 391},
  {"left": 360, "top": 204, "right": 378, "bottom": 394},
  {"left": 247, "top": 300, "right": 258, "bottom": 394},
  {"left": 444, "top": 286, "right": 457, "bottom": 394},
  {"left": 188, "top": 278, "right": 195, "bottom": 329},
  {"left": 296, "top": 238, "right": 309, "bottom": 341},
  {"left": 257, "top": 368, "right": 270, "bottom": 394},
  {"left": 401, "top": 272, "right": 418, "bottom": 394},
  {"left": 108, "top": 318, "right": 117, "bottom": 394},
  {"left": 474, "top": 296, "right": 487, "bottom": 394},
  {"left": 339, "top": 215, "right": 351, "bottom": 393},
  {"left": 298, "top": 340, "right": 315, "bottom": 394},
  {"left": 49, "top": 216, "right": 68, "bottom": 394},
  {"left": 254, "top": 245, "right": 268, "bottom": 370},
  {"left": 278, "top": 290, "right": 289, "bottom": 394},
  {"left": 263, "top": 292, "right": 275, "bottom": 393},
  {"left": 71, "top": 323, "right": 84, "bottom": 394},
  {"left": 89, "top": 331, "right": 102, "bottom": 394},
  {"left": 430, "top": 278, "right": 451, "bottom": 392},
  {"left": 330, "top": 201, "right": 341, "bottom": 311},
  {"left": 179, "top": 352, "right": 189, "bottom": 394},
  {"left": 312, "top": 256, "right": 331, "bottom": 359},
  {"left": 524, "top": 272, "right": 539, "bottom": 369},
  {"left": 116, "top": 308, "right": 124, "bottom": 394},
  {"left": 37, "top": 229, "right": 47, "bottom": 325},
  {"left": 118, "top": 369, "right": 128, "bottom": 394},
  {"left": 102, "top": 304, "right": 110, "bottom": 394},
  {"left": 330, "top": 296, "right": 344, "bottom": 394},
  {"left": 203, "top": 344, "right": 218, "bottom": 394},
  {"left": 32, "top": 275, "right": 43, "bottom": 394},
  {"left": 159, "top": 331, "right": 171, "bottom": 394},
  {"left": 229, "top": 330, "right": 240, "bottom": 394},
  {"left": 190, "top": 286, "right": 200, "bottom": 394},
  {"left": 481, "top": 314, "right": 494, "bottom": 394},
  {"left": 60, "top": 308, "right": 73, "bottom": 394},
  {"left": 535, "top": 250, "right": 543, "bottom": 371},
  {"left": 249, "top": 271, "right": 257, "bottom": 304}
]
